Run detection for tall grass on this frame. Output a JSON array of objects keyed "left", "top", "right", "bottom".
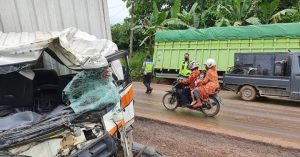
[
  {"left": 128, "top": 51, "right": 146, "bottom": 81},
  {"left": 128, "top": 51, "right": 172, "bottom": 84}
]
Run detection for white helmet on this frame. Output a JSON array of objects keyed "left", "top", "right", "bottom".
[
  {"left": 204, "top": 58, "right": 216, "bottom": 68},
  {"left": 188, "top": 61, "right": 199, "bottom": 70}
]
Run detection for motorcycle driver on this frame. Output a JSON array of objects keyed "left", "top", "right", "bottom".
[
  {"left": 179, "top": 61, "right": 201, "bottom": 106},
  {"left": 193, "top": 58, "right": 220, "bottom": 108}
]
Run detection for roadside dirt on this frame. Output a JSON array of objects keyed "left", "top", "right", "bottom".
[{"left": 133, "top": 117, "right": 300, "bottom": 157}]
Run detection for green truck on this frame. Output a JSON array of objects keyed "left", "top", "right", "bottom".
[{"left": 153, "top": 22, "right": 300, "bottom": 79}]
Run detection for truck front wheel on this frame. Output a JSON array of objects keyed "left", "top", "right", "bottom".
[{"left": 239, "top": 85, "right": 257, "bottom": 101}]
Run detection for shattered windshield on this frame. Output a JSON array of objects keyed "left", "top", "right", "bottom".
[{"left": 63, "top": 67, "right": 120, "bottom": 114}]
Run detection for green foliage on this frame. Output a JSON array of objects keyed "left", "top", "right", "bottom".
[
  {"left": 128, "top": 51, "right": 146, "bottom": 81},
  {"left": 259, "top": 0, "right": 281, "bottom": 23},
  {"left": 111, "top": 23, "right": 130, "bottom": 50},
  {"left": 258, "top": 0, "right": 300, "bottom": 23},
  {"left": 271, "top": 8, "right": 298, "bottom": 23},
  {"left": 111, "top": 21, "right": 145, "bottom": 51},
  {"left": 134, "top": 0, "right": 190, "bottom": 49},
  {"left": 216, "top": 0, "right": 260, "bottom": 26},
  {"left": 160, "top": 18, "right": 190, "bottom": 29},
  {"left": 271, "top": 0, "right": 300, "bottom": 23},
  {"left": 178, "top": 2, "right": 200, "bottom": 27},
  {"left": 171, "top": 0, "right": 181, "bottom": 18},
  {"left": 151, "top": 1, "right": 169, "bottom": 26},
  {"left": 128, "top": 51, "right": 170, "bottom": 83},
  {"left": 200, "top": 5, "right": 220, "bottom": 27}
]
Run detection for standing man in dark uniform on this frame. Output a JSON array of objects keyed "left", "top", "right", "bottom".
[
  {"left": 179, "top": 53, "right": 192, "bottom": 77},
  {"left": 141, "top": 55, "right": 154, "bottom": 94}
]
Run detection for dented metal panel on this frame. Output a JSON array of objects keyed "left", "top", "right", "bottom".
[
  {"left": 0, "top": 0, "right": 111, "bottom": 75},
  {"left": 0, "top": 28, "right": 117, "bottom": 70}
]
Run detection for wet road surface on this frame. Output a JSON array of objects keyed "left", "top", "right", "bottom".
[{"left": 133, "top": 82, "right": 300, "bottom": 149}]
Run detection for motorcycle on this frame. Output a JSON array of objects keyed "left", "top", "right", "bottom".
[{"left": 162, "top": 79, "right": 222, "bottom": 117}]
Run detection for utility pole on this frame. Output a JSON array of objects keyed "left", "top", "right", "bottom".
[{"left": 129, "top": 0, "right": 134, "bottom": 58}]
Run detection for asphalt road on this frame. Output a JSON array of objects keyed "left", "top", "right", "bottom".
[{"left": 133, "top": 82, "right": 300, "bottom": 149}]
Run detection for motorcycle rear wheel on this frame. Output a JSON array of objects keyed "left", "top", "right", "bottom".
[
  {"left": 201, "top": 96, "right": 220, "bottom": 117},
  {"left": 162, "top": 93, "right": 178, "bottom": 111}
]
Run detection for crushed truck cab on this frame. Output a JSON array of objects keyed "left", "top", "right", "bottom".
[{"left": 0, "top": 28, "right": 135, "bottom": 157}]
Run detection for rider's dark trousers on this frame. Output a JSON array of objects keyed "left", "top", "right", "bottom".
[{"left": 143, "top": 73, "right": 152, "bottom": 91}]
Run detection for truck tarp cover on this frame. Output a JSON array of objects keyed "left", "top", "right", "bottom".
[{"left": 155, "top": 23, "right": 300, "bottom": 42}]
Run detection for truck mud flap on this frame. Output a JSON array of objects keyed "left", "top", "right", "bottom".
[{"left": 70, "top": 133, "right": 117, "bottom": 157}]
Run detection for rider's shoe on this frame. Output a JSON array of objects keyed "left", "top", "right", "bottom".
[
  {"left": 190, "top": 101, "right": 197, "bottom": 106},
  {"left": 193, "top": 102, "right": 202, "bottom": 109}
]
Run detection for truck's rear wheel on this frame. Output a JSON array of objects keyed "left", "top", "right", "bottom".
[{"left": 239, "top": 85, "right": 257, "bottom": 101}]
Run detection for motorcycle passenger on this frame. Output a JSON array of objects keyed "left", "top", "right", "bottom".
[
  {"left": 179, "top": 61, "right": 201, "bottom": 106},
  {"left": 193, "top": 58, "right": 220, "bottom": 108},
  {"left": 179, "top": 53, "right": 192, "bottom": 77}
]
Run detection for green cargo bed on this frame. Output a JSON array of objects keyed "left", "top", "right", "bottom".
[{"left": 153, "top": 23, "right": 300, "bottom": 78}]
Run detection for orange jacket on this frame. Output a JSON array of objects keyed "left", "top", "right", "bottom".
[
  {"left": 195, "top": 67, "right": 220, "bottom": 100},
  {"left": 181, "top": 69, "right": 201, "bottom": 90}
]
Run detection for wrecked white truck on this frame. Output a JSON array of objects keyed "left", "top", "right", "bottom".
[{"left": 0, "top": 28, "right": 145, "bottom": 157}]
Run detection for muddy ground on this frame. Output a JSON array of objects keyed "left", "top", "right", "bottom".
[
  {"left": 133, "top": 82, "right": 300, "bottom": 149},
  {"left": 133, "top": 117, "right": 300, "bottom": 157}
]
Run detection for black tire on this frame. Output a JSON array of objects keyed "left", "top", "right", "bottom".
[
  {"left": 162, "top": 93, "right": 178, "bottom": 111},
  {"left": 239, "top": 85, "right": 257, "bottom": 101},
  {"left": 201, "top": 96, "right": 221, "bottom": 117}
]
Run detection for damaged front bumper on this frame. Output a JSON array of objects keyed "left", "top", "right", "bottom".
[
  {"left": 0, "top": 134, "right": 117, "bottom": 157},
  {"left": 69, "top": 133, "right": 117, "bottom": 157},
  {"left": 0, "top": 106, "right": 118, "bottom": 157}
]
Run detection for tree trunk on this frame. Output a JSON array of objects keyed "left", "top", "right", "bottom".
[
  {"left": 149, "top": 35, "right": 154, "bottom": 54},
  {"left": 129, "top": 2, "right": 134, "bottom": 58}
]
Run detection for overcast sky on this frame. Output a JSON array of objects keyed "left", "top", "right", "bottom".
[{"left": 108, "top": 0, "right": 130, "bottom": 25}]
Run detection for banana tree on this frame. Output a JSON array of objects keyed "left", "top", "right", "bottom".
[
  {"left": 270, "top": 8, "right": 299, "bottom": 23},
  {"left": 135, "top": 0, "right": 189, "bottom": 51},
  {"left": 259, "top": 0, "right": 281, "bottom": 23},
  {"left": 132, "top": 0, "right": 168, "bottom": 53},
  {"left": 162, "top": 0, "right": 191, "bottom": 29},
  {"left": 259, "top": 0, "right": 300, "bottom": 23},
  {"left": 177, "top": 2, "right": 201, "bottom": 28},
  {"left": 215, "top": 0, "right": 261, "bottom": 26},
  {"left": 171, "top": 0, "right": 181, "bottom": 18}
]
